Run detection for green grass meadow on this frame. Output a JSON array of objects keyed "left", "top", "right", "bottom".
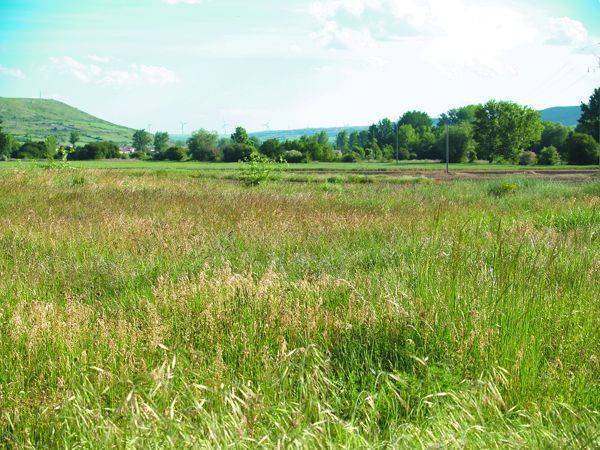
[{"left": 0, "top": 164, "right": 598, "bottom": 447}]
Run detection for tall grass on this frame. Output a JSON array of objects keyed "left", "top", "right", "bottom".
[{"left": 0, "top": 168, "right": 598, "bottom": 448}]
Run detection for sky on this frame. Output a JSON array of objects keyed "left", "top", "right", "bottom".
[{"left": 0, "top": 0, "right": 599, "bottom": 134}]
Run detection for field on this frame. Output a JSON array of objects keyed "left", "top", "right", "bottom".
[{"left": 0, "top": 163, "right": 598, "bottom": 447}]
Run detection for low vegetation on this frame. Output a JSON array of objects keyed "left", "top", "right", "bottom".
[{"left": 0, "top": 167, "right": 598, "bottom": 447}]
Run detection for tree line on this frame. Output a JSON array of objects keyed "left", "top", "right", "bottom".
[{"left": 1, "top": 88, "right": 599, "bottom": 165}]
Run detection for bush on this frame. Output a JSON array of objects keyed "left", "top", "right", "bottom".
[
  {"left": 222, "top": 143, "right": 253, "bottom": 162},
  {"left": 162, "top": 146, "right": 187, "bottom": 161},
  {"left": 564, "top": 132, "right": 599, "bottom": 165},
  {"left": 538, "top": 146, "right": 561, "bottom": 166},
  {"left": 70, "top": 142, "right": 120, "bottom": 160},
  {"left": 12, "top": 141, "right": 48, "bottom": 159},
  {"left": 488, "top": 182, "right": 519, "bottom": 197},
  {"left": 519, "top": 151, "right": 537, "bottom": 166},
  {"left": 282, "top": 150, "right": 304, "bottom": 163},
  {"left": 239, "top": 153, "right": 274, "bottom": 186},
  {"left": 341, "top": 152, "right": 359, "bottom": 163}
]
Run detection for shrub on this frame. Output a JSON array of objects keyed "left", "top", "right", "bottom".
[
  {"left": 12, "top": 141, "right": 48, "bottom": 159},
  {"left": 222, "top": 143, "right": 253, "bottom": 162},
  {"left": 519, "top": 151, "right": 537, "bottom": 166},
  {"left": 538, "top": 146, "right": 561, "bottom": 166},
  {"left": 283, "top": 150, "right": 304, "bottom": 163},
  {"left": 488, "top": 182, "right": 519, "bottom": 197},
  {"left": 341, "top": 152, "right": 359, "bottom": 163},
  {"left": 564, "top": 132, "right": 599, "bottom": 165},
  {"left": 239, "top": 153, "right": 274, "bottom": 186},
  {"left": 162, "top": 146, "right": 187, "bottom": 161},
  {"left": 69, "top": 142, "right": 120, "bottom": 160}
]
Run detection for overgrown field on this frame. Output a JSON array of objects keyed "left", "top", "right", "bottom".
[{"left": 0, "top": 168, "right": 598, "bottom": 448}]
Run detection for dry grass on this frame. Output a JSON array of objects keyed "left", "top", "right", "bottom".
[{"left": 0, "top": 167, "right": 598, "bottom": 448}]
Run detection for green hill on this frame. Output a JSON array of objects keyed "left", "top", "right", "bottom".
[
  {"left": 539, "top": 106, "right": 581, "bottom": 127},
  {"left": 0, "top": 97, "right": 134, "bottom": 144}
]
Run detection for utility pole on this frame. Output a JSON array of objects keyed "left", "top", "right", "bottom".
[{"left": 445, "top": 123, "right": 450, "bottom": 174}]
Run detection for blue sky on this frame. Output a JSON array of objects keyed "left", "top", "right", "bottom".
[{"left": 0, "top": 0, "right": 599, "bottom": 134}]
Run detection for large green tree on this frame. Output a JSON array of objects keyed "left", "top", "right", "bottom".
[
  {"left": 153, "top": 131, "right": 170, "bottom": 153},
  {"left": 187, "top": 129, "right": 219, "bottom": 161},
  {"left": 540, "top": 121, "right": 570, "bottom": 152},
  {"left": 399, "top": 111, "right": 433, "bottom": 131},
  {"left": 336, "top": 130, "right": 350, "bottom": 153},
  {"left": 473, "top": 100, "right": 543, "bottom": 161},
  {"left": 439, "top": 105, "right": 479, "bottom": 126},
  {"left": 132, "top": 129, "right": 152, "bottom": 153},
  {"left": 576, "top": 87, "right": 600, "bottom": 142},
  {"left": 231, "top": 127, "right": 251, "bottom": 145}
]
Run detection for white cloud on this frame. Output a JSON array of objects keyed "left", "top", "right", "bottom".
[
  {"left": 49, "top": 57, "right": 179, "bottom": 87},
  {"left": 0, "top": 64, "right": 26, "bottom": 79},
  {"left": 311, "top": 20, "right": 379, "bottom": 51},
  {"left": 309, "top": 0, "right": 539, "bottom": 76},
  {"left": 546, "top": 17, "right": 589, "bottom": 46},
  {"left": 87, "top": 54, "right": 112, "bottom": 63},
  {"left": 309, "top": 0, "right": 382, "bottom": 19}
]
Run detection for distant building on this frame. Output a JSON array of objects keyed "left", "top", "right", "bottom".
[{"left": 120, "top": 146, "right": 136, "bottom": 154}]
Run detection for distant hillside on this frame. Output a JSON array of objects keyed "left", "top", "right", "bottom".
[
  {"left": 539, "top": 106, "right": 581, "bottom": 127},
  {"left": 0, "top": 97, "right": 135, "bottom": 144}
]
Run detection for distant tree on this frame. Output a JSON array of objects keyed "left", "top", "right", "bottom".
[
  {"left": 336, "top": 130, "right": 350, "bottom": 153},
  {"left": 132, "top": 129, "right": 152, "bottom": 153},
  {"left": 70, "top": 141, "right": 120, "bottom": 160},
  {"left": 439, "top": 105, "right": 479, "bottom": 126},
  {"left": 519, "top": 151, "right": 538, "bottom": 166},
  {"left": 231, "top": 127, "right": 250, "bottom": 145},
  {"left": 163, "top": 146, "right": 187, "bottom": 161},
  {"left": 222, "top": 143, "right": 253, "bottom": 162},
  {"left": 45, "top": 135, "right": 58, "bottom": 158},
  {"left": 13, "top": 141, "right": 50, "bottom": 159},
  {"left": 540, "top": 122, "right": 570, "bottom": 152},
  {"left": 349, "top": 131, "right": 360, "bottom": 150},
  {"left": 538, "top": 146, "right": 561, "bottom": 166},
  {"left": 435, "top": 123, "right": 475, "bottom": 163},
  {"left": 69, "top": 131, "right": 80, "bottom": 148},
  {"left": 153, "top": 131, "right": 169, "bottom": 153},
  {"left": 259, "top": 138, "right": 283, "bottom": 159},
  {"left": 564, "top": 132, "right": 599, "bottom": 165},
  {"left": 397, "top": 124, "right": 418, "bottom": 159},
  {"left": 576, "top": 87, "right": 600, "bottom": 142},
  {"left": 314, "top": 130, "right": 330, "bottom": 147},
  {"left": 188, "top": 129, "right": 219, "bottom": 161},
  {"left": 473, "top": 100, "right": 543, "bottom": 162},
  {"left": 399, "top": 111, "right": 433, "bottom": 130},
  {"left": 0, "top": 122, "right": 16, "bottom": 158},
  {"left": 283, "top": 150, "right": 304, "bottom": 163},
  {"left": 414, "top": 128, "right": 437, "bottom": 159}
]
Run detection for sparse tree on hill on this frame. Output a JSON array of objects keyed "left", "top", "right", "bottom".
[{"left": 69, "top": 131, "right": 80, "bottom": 149}]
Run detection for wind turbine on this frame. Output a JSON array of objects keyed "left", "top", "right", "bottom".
[
  {"left": 222, "top": 120, "right": 230, "bottom": 136},
  {"left": 180, "top": 121, "right": 187, "bottom": 136}
]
